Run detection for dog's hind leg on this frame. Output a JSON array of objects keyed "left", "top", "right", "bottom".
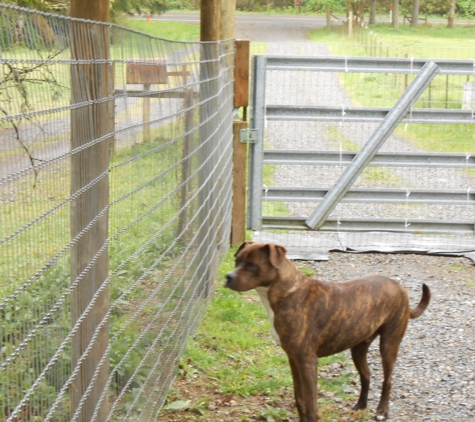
[
  {"left": 375, "top": 325, "right": 407, "bottom": 420},
  {"left": 351, "top": 334, "right": 377, "bottom": 411}
]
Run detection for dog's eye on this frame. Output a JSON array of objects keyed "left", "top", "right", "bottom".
[{"left": 245, "top": 263, "right": 258, "bottom": 271}]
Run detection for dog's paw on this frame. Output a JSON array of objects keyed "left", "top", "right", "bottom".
[{"left": 376, "top": 416, "right": 386, "bottom": 421}]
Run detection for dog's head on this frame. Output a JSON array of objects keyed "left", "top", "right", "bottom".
[{"left": 225, "top": 242, "right": 288, "bottom": 291}]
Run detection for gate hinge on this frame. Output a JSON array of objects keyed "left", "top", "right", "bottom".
[{"left": 240, "top": 129, "right": 259, "bottom": 143}]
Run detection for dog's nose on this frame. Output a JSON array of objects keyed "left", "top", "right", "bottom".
[{"left": 225, "top": 272, "right": 236, "bottom": 289}]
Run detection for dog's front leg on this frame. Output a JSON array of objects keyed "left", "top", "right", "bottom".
[
  {"left": 288, "top": 353, "right": 319, "bottom": 422},
  {"left": 288, "top": 357, "right": 306, "bottom": 417}
]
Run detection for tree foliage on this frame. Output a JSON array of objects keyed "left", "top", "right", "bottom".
[
  {"left": 457, "top": 0, "right": 475, "bottom": 16},
  {"left": 401, "top": 0, "right": 450, "bottom": 16},
  {"left": 3, "top": 0, "right": 69, "bottom": 13},
  {"left": 111, "top": 0, "right": 170, "bottom": 17}
]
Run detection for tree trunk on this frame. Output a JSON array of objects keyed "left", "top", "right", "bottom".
[
  {"left": 411, "top": 0, "right": 420, "bottom": 27},
  {"left": 326, "top": 6, "right": 331, "bottom": 28},
  {"left": 392, "top": 0, "right": 399, "bottom": 28},
  {"left": 358, "top": 0, "right": 365, "bottom": 25},
  {"left": 369, "top": 0, "right": 376, "bottom": 24},
  {"left": 346, "top": 0, "right": 353, "bottom": 37},
  {"left": 447, "top": 0, "right": 456, "bottom": 28}
]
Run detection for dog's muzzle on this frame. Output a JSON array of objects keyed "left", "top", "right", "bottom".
[{"left": 225, "top": 271, "right": 237, "bottom": 290}]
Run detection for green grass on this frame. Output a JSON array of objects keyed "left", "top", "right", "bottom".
[
  {"left": 262, "top": 164, "right": 290, "bottom": 217},
  {"left": 310, "top": 23, "right": 475, "bottom": 56},
  {"left": 325, "top": 125, "right": 360, "bottom": 150},
  {"left": 122, "top": 17, "right": 200, "bottom": 41},
  {"left": 394, "top": 123, "right": 475, "bottom": 153},
  {"left": 324, "top": 124, "right": 403, "bottom": 187},
  {"left": 362, "top": 23, "right": 475, "bottom": 49}
]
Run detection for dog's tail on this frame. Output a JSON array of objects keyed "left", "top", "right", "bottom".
[{"left": 410, "top": 283, "right": 431, "bottom": 319}]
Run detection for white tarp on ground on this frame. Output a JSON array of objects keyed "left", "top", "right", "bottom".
[{"left": 253, "top": 231, "right": 475, "bottom": 263}]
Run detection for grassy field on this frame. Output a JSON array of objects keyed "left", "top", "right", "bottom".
[
  {"left": 309, "top": 22, "right": 475, "bottom": 47},
  {"left": 122, "top": 17, "right": 200, "bottom": 41}
]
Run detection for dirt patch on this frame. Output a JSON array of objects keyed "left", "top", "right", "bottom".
[{"left": 160, "top": 370, "right": 365, "bottom": 422}]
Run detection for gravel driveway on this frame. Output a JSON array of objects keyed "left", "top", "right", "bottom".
[
  {"left": 308, "top": 252, "right": 475, "bottom": 422},
  {"left": 236, "top": 18, "right": 475, "bottom": 422}
]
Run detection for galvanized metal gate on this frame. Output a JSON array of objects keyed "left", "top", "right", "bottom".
[{"left": 245, "top": 55, "right": 475, "bottom": 248}]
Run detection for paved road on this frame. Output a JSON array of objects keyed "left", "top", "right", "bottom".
[
  {"left": 151, "top": 12, "right": 326, "bottom": 42},
  {"left": 152, "top": 12, "right": 326, "bottom": 26},
  {"left": 149, "top": 12, "right": 474, "bottom": 41}
]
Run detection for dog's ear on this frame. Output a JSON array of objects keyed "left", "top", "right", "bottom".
[
  {"left": 235, "top": 241, "right": 254, "bottom": 257},
  {"left": 267, "top": 243, "right": 287, "bottom": 268}
]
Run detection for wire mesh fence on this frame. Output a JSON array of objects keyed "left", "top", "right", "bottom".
[
  {"left": 1, "top": 4, "right": 234, "bottom": 421},
  {"left": 248, "top": 41, "right": 475, "bottom": 257}
]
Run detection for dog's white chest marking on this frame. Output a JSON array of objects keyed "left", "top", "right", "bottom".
[{"left": 255, "top": 287, "right": 281, "bottom": 346}]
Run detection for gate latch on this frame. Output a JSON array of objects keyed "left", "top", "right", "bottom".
[{"left": 240, "top": 129, "right": 259, "bottom": 144}]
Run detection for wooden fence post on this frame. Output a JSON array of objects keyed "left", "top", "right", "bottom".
[
  {"left": 231, "top": 39, "right": 250, "bottom": 246},
  {"left": 234, "top": 40, "right": 250, "bottom": 110},
  {"left": 199, "top": 0, "right": 221, "bottom": 298},
  {"left": 70, "top": 1, "right": 112, "bottom": 420}
]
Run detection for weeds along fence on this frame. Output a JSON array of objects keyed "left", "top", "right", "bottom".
[{"left": 0, "top": 4, "right": 234, "bottom": 421}]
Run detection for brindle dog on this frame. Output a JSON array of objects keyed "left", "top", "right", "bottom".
[{"left": 225, "top": 242, "right": 431, "bottom": 422}]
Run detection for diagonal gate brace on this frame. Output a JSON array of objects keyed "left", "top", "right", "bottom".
[{"left": 306, "top": 61, "right": 440, "bottom": 230}]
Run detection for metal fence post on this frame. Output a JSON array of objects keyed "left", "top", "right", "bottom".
[
  {"left": 231, "top": 120, "right": 248, "bottom": 246},
  {"left": 248, "top": 55, "right": 267, "bottom": 231}
]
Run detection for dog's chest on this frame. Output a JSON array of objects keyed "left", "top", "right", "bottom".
[{"left": 255, "top": 287, "right": 281, "bottom": 346}]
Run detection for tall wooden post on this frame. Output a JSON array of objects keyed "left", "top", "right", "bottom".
[
  {"left": 199, "top": 0, "right": 221, "bottom": 298},
  {"left": 70, "top": 1, "right": 112, "bottom": 421},
  {"left": 231, "top": 40, "right": 250, "bottom": 246},
  {"left": 234, "top": 40, "right": 250, "bottom": 111}
]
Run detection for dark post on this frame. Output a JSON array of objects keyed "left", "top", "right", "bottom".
[{"left": 178, "top": 66, "right": 193, "bottom": 239}]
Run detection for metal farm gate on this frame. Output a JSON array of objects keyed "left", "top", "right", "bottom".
[{"left": 246, "top": 55, "right": 475, "bottom": 258}]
